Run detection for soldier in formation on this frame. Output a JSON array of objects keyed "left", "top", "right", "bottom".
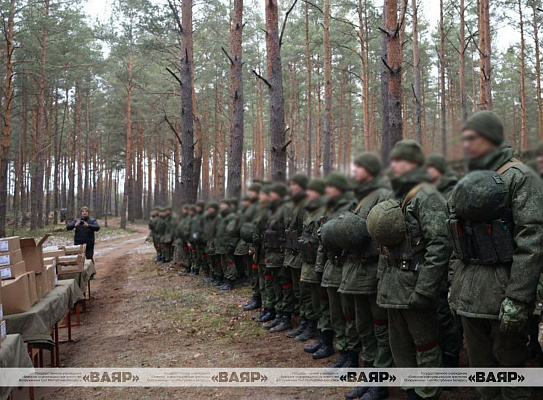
[{"left": 146, "top": 109, "right": 543, "bottom": 400}]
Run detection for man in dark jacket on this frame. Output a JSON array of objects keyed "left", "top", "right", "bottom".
[{"left": 67, "top": 206, "right": 100, "bottom": 260}]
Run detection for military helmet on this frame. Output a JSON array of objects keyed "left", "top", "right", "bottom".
[
  {"left": 319, "top": 219, "right": 342, "bottom": 254},
  {"left": 451, "top": 170, "right": 509, "bottom": 222},
  {"left": 333, "top": 211, "right": 371, "bottom": 250},
  {"left": 240, "top": 222, "right": 256, "bottom": 243},
  {"left": 366, "top": 199, "right": 406, "bottom": 246}
]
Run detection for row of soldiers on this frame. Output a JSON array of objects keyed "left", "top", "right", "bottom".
[{"left": 149, "top": 110, "right": 543, "bottom": 400}]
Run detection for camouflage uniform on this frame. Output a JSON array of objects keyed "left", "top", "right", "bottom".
[
  {"left": 377, "top": 165, "right": 450, "bottom": 399},
  {"left": 189, "top": 205, "right": 206, "bottom": 274},
  {"left": 148, "top": 208, "right": 160, "bottom": 261},
  {"left": 203, "top": 205, "right": 221, "bottom": 282},
  {"left": 160, "top": 208, "right": 175, "bottom": 263},
  {"left": 215, "top": 205, "right": 240, "bottom": 288},
  {"left": 450, "top": 144, "right": 543, "bottom": 400},
  {"left": 339, "top": 177, "right": 393, "bottom": 369},
  {"left": 253, "top": 200, "right": 273, "bottom": 319}
]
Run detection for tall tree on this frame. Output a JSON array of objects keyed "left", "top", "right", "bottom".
[
  {"left": 532, "top": 0, "right": 542, "bottom": 140},
  {"left": 322, "top": 0, "right": 332, "bottom": 174},
  {"left": 439, "top": 0, "right": 446, "bottom": 155},
  {"left": 411, "top": 0, "right": 422, "bottom": 144},
  {"left": 478, "top": 0, "right": 492, "bottom": 109},
  {"left": 518, "top": 0, "right": 527, "bottom": 150}
]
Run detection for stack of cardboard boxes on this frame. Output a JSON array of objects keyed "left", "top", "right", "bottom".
[
  {"left": 0, "top": 235, "right": 52, "bottom": 318},
  {"left": 56, "top": 244, "right": 86, "bottom": 275}
]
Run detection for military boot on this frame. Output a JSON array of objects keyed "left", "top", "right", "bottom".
[
  {"left": 219, "top": 279, "right": 235, "bottom": 291},
  {"left": 342, "top": 351, "right": 359, "bottom": 368},
  {"left": 312, "top": 330, "right": 335, "bottom": 359},
  {"left": 345, "top": 386, "right": 370, "bottom": 400},
  {"left": 406, "top": 389, "right": 423, "bottom": 400},
  {"left": 360, "top": 386, "right": 389, "bottom": 400},
  {"left": 286, "top": 317, "right": 307, "bottom": 338},
  {"left": 295, "top": 319, "right": 318, "bottom": 342},
  {"left": 270, "top": 312, "right": 293, "bottom": 333},
  {"left": 204, "top": 274, "right": 215, "bottom": 285},
  {"left": 304, "top": 331, "right": 323, "bottom": 354},
  {"left": 213, "top": 276, "right": 224, "bottom": 286},
  {"left": 243, "top": 297, "right": 262, "bottom": 311},
  {"left": 256, "top": 309, "right": 275, "bottom": 323},
  {"left": 326, "top": 350, "right": 349, "bottom": 368},
  {"left": 263, "top": 312, "right": 283, "bottom": 330}
]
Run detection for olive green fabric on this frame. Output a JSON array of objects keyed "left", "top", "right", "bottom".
[
  {"left": 0, "top": 334, "right": 34, "bottom": 400},
  {"left": 354, "top": 152, "right": 383, "bottom": 177},
  {"left": 284, "top": 191, "right": 307, "bottom": 269},
  {"left": 328, "top": 286, "right": 347, "bottom": 351},
  {"left": 269, "top": 182, "right": 288, "bottom": 197},
  {"left": 289, "top": 173, "right": 309, "bottom": 190},
  {"left": 462, "top": 110, "right": 505, "bottom": 145},
  {"left": 234, "top": 198, "right": 260, "bottom": 256},
  {"left": 366, "top": 200, "right": 406, "bottom": 247},
  {"left": 252, "top": 202, "right": 273, "bottom": 308},
  {"left": 215, "top": 208, "right": 238, "bottom": 255},
  {"left": 425, "top": 153, "right": 447, "bottom": 174},
  {"left": 450, "top": 145, "right": 543, "bottom": 319},
  {"left": 325, "top": 171, "right": 350, "bottom": 193},
  {"left": 307, "top": 178, "right": 326, "bottom": 195},
  {"left": 390, "top": 139, "right": 425, "bottom": 165},
  {"left": 340, "top": 293, "right": 362, "bottom": 353},
  {"left": 263, "top": 197, "right": 292, "bottom": 268},
  {"left": 203, "top": 209, "right": 220, "bottom": 255},
  {"left": 377, "top": 167, "right": 450, "bottom": 309},
  {"left": 300, "top": 197, "right": 325, "bottom": 284},
  {"left": 248, "top": 182, "right": 262, "bottom": 192},
  {"left": 436, "top": 169, "right": 458, "bottom": 200}
]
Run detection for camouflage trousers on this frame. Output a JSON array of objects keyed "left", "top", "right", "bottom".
[
  {"left": 220, "top": 254, "right": 238, "bottom": 281},
  {"left": 209, "top": 255, "right": 222, "bottom": 278},
  {"left": 248, "top": 257, "right": 261, "bottom": 301},
  {"left": 289, "top": 267, "right": 302, "bottom": 316},
  {"left": 234, "top": 254, "right": 248, "bottom": 280},
  {"left": 160, "top": 242, "right": 174, "bottom": 262},
  {"left": 342, "top": 293, "right": 392, "bottom": 367},
  {"left": 436, "top": 292, "right": 463, "bottom": 363},
  {"left": 462, "top": 316, "right": 531, "bottom": 400},
  {"left": 275, "top": 266, "right": 296, "bottom": 314},
  {"left": 260, "top": 264, "right": 277, "bottom": 311},
  {"left": 388, "top": 308, "right": 442, "bottom": 399},
  {"left": 300, "top": 281, "right": 319, "bottom": 321},
  {"left": 327, "top": 286, "right": 347, "bottom": 352},
  {"left": 191, "top": 245, "right": 207, "bottom": 274}
]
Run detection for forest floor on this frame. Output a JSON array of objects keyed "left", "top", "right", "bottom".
[{"left": 11, "top": 220, "right": 538, "bottom": 400}]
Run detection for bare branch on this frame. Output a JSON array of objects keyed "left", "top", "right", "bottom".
[
  {"left": 279, "top": 0, "right": 299, "bottom": 47},
  {"left": 252, "top": 69, "right": 272, "bottom": 89},
  {"left": 166, "top": 67, "right": 182, "bottom": 86},
  {"left": 221, "top": 46, "right": 234, "bottom": 66},
  {"left": 164, "top": 114, "right": 182, "bottom": 146}
]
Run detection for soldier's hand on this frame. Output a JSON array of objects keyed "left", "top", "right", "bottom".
[
  {"left": 248, "top": 250, "right": 254, "bottom": 256},
  {"left": 499, "top": 297, "right": 529, "bottom": 334},
  {"left": 538, "top": 322, "right": 543, "bottom": 352},
  {"left": 316, "top": 271, "right": 323, "bottom": 282},
  {"left": 408, "top": 292, "right": 433, "bottom": 309}
]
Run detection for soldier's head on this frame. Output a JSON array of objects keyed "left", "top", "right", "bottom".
[
  {"left": 353, "top": 152, "right": 382, "bottom": 183},
  {"left": 390, "top": 140, "right": 425, "bottom": 177},
  {"left": 206, "top": 202, "right": 219, "bottom": 215},
  {"left": 220, "top": 200, "right": 230, "bottom": 212},
  {"left": 425, "top": 153, "right": 447, "bottom": 184},
  {"left": 536, "top": 140, "right": 543, "bottom": 175},
  {"left": 241, "top": 195, "right": 251, "bottom": 209},
  {"left": 181, "top": 204, "right": 189, "bottom": 215},
  {"left": 269, "top": 183, "right": 287, "bottom": 201},
  {"left": 247, "top": 182, "right": 261, "bottom": 200},
  {"left": 325, "top": 172, "right": 350, "bottom": 199},
  {"left": 188, "top": 205, "right": 196, "bottom": 216},
  {"left": 80, "top": 206, "right": 90, "bottom": 218},
  {"left": 163, "top": 206, "right": 172, "bottom": 216},
  {"left": 461, "top": 110, "right": 504, "bottom": 159},
  {"left": 195, "top": 200, "right": 205, "bottom": 213},
  {"left": 228, "top": 198, "right": 239, "bottom": 210},
  {"left": 306, "top": 178, "right": 326, "bottom": 201},
  {"left": 259, "top": 186, "right": 271, "bottom": 204},
  {"left": 288, "top": 174, "right": 308, "bottom": 197},
  {"left": 151, "top": 207, "right": 158, "bottom": 217},
  {"left": 157, "top": 206, "right": 165, "bottom": 216}
]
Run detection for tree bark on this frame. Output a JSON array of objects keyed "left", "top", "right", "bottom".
[
  {"left": 533, "top": 1, "right": 543, "bottom": 140},
  {"left": 439, "top": 0, "right": 447, "bottom": 155},
  {"left": 120, "top": 48, "right": 133, "bottom": 230},
  {"left": 322, "top": 0, "right": 332, "bottom": 175},
  {"left": 305, "top": 0, "right": 312, "bottom": 175},
  {"left": 518, "top": 0, "right": 527, "bottom": 150},
  {"left": 478, "top": 0, "right": 492, "bottom": 110},
  {"left": 411, "top": 0, "right": 422, "bottom": 144},
  {"left": 459, "top": 0, "right": 468, "bottom": 123}
]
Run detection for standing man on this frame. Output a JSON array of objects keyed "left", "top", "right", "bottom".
[
  {"left": 369, "top": 140, "right": 450, "bottom": 400},
  {"left": 449, "top": 111, "right": 543, "bottom": 400},
  {"left": 202, "top": 202, "right": 221, "bottom": 285},
  {"left": 340, "top": 153, "right": 393, "bottom": 400},
  {"left": 425, "top": 153, "right": 459, "bottom": 199},
  {"left": 67, "top": 206, "right": 100, "bottom": 260},
  {"left": 189, "top": 200, "right": 206, "bottom": 275}
]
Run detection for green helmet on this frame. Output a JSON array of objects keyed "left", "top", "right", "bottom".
[
  {"left": 240, "top": 222, "right": 256, "bottom": 243},
  {"left": 333, "top": 211, "right": 371, "bottom": 250},
  {"left": 319, "top": 219, "right": 342, "bottom": 254},
  {"left": 451, "top": 170, "right": 509, "bottom": 222},
  {"left": 366, "top": 199, "right": 406, "bottom": 246}
]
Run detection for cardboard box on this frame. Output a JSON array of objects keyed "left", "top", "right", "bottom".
[
  {"left": 0, "top": 303, "right": 3, "bottom": 320},
  {"left": 0, "top": 319, "right": 6, "bottom": 344},
  {"left": 26, "top": 272, "right": 38, "bottom": 306},
  {"left": 0, "top": 249, "right": 23, "bottom": 267},
  {"left": 0, "top": 236, "right": 20, "bottom": 253},
  {"left": 43, "top": 256, "right": 58, "bottom": 267},
  {"left": 35, "top": 272, "right": 49, "bottom": 300},
  {"left": 43, "top": 247, "right": 65, "bottom": 258},
  {"left": 57, "top": 254, "right": 85, "bottom": 275},
  {"left": 45, "top": 265, "right": 56, "bottom": 291},
  {"left": 0, "top": 260, "right": 27, "bottom": 280},
  {"left": 1, "top": 274, "right": 31, "bottom": 315},
  {"left": 20, "top": 234, "right": 50, "bottom": 274},
  {"left": 62, "top": 244, "right": 86, "bottom": 255}
]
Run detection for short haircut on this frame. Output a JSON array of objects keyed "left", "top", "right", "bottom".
[{"left": 81, "top": 206, "right": 89, "bottom": 212}]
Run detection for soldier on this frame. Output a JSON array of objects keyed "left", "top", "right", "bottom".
[
  {"left": 202, "top": 202, "right": 221, "bottom": 285},
  {"left": 252, "top": 186, "right": 274, "bottom": 322},
  {"left": 189, "top": 200, "right": 207, "bottom": 275},
  {"left": 175, "top": 204, "right": 191, "bottom": 274},
  {"left": 284, "top": 174, "right": 309, "bottom": 338},
  {"left": 425, "top": 153, "right": 463, "bottom": 369},
  {"left": 215, "top": 200, "right": 240, "bottom": 291},
  {"left": 261, "top": 183, "right": 293, "bottom": 333},
  {"left": 315, "top": 172, "right": 357, "bottom": 364},
  {"left": 148, "top": 206, "right": 160, "bottom": 262},
  {"left": 297, "top": 178, "right": 326, "bottom": 344},
  {"left": 237, "top": 183, "right": 263, "bottom": 311},
  {"left": 449, "top": 111, "right": 543, "bottom": 400},
  {"left": 425, "top": 153, "right": 459, "bottom": 199},
  {"left": 160, "top": 206, "right": 175, "bottom": 263},
  {"left": 368, "top": 139, "right": 450, "bottom": 400},
  {"left": 340, "top": 153, "right": 393, "bottom": 400}
]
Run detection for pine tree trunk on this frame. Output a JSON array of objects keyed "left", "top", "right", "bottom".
[
  {"left": 120, "top": 49, "right": 133, "bottom": 229},
  {"left": 459, "top": 0, "right": 468, "bottom": 123},
  {"left": 305, "top": 0, "right": 312, "bottom": 176},
  {"left": 440, "top": 0, "right": 447, "bottom": 155},
  {"left": 478, "top": 0, "right": 492, "bottom": 110},
  {"left": 533, "top": 1, "right": 543, "bottom": 140},
  {"left": 226, "top": 0, "right": 244, "bottom": 198},
  {"left": 322, "top": 0, "right": 332, "bottom": 175},
  {"left": 518, "top": 0, "right": 527, "bottom": 150},
  {"left": 411, "top": 0, "right": 422, "bottom": 144},
  {"left": 358, "top": 0, "right": 371, "bottom": 151}
]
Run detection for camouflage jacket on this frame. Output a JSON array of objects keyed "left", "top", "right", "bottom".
[
  {"left": 339, "top": 177, "right": 393, "bottom": 295},
  {"left": 436, "top": 170, "right": 459, "bottom": 201},
  {"left": 189, "top": 211, "right": 205, "bottom": 246},
  {"left": 318, "top": 193, "right": 357, "bottom": 287},
  {"left": 450, "top": 145, "right": 543, "bottom": 319},
  {"left": 377, "top": 167, "right": 451, "bottom": 309},
  {"left": 148, "top": 216, "right": 158, "bottom": 239},
  {"left": 300, "top": 197, "right": 326, "bottom": 284},
  {"left": 203, "top": 210, "right": 220, "bottom": 255},
  {"left": 252, "top": 203, "right": 272, "bottom": 265},
  {"left": 284, "top": 191, "right": 308, "bottom": 269},
  {"left": 263, "top": 197, "right": 293, "bottom": 268},
  {"left": 234, "top": 200, "right": 260, "bottom": 256},
  {"left": 215, "top": 209, "right": 239, "bottom": 255},
  {"left": 174, "top": 214, "right": 189, "bottom": 246}
]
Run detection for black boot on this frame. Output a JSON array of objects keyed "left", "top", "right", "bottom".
[
  {"left": 295, "top": 319, "right": 318, "bottom": 342},
  {"left": 219, "top": 280, "right": 235, "bottom": 291},
  {"left": 326, "top": 350, "right": 349, "bottom": 368},
  {"left": 345, "top": 386, "right": 370, "bottom": 400},
  {"left": 312, "top": 330, "right": 335, "bottom": 359},
  {"left": 270, "top": 312, "right": 293, "bottom": 333},
  {"left": 213, "top": 277, "right": 224, "bottom": 286},
  {"left": 178, "top": 266, "right": 191, "bottom": 276},
  {"left": 263, "top": 313, "right": 283, "bottom": 330},
  {"left": 190, "top": 269, "right": 199, "bottom": 275},
  {"left": 406, "top": 389, "right": 423, "bottom": 400},
  {"left": 304, "top": 331, "right": 323, "bottom": 354},
  {"left": 243, "top": 297, "right": 262, "bottom": 311},
  {"left": 286, "top": 317, "right": 308, "bottom": 338},
  {"left": 360, "top": 386, "right": 389, "bottom": 400},
  {"left": 342, "top": 351, "right": 359, "bottom": 368},
  {"left": 442, "top": 352, "right": 459, "bottom": 368},
  {"left": 256, "top": 309, "right": 275, "bottom": 323}
]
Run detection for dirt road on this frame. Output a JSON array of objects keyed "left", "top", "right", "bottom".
[{"left": 20, "top": 224, "right": 481, "bottom": 400}]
